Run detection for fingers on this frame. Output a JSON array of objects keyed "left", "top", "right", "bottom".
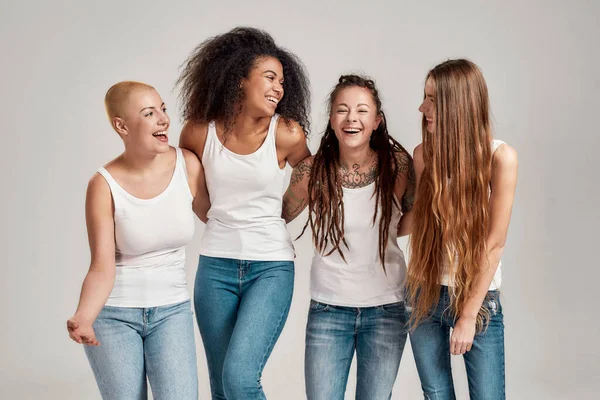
[
  {"left": 82, "top": 336, "right": 100, "bottom": 346},
  {"left": 450, "top": 335, "right": 473, "bottom": 355},
  {"left": 68, "top": 331, "right": 82, "bottom": 344},
  {"left": 66, "top": 318, "right": 79, "bottom": 331}
]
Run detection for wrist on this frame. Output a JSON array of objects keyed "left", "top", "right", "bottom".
[
  {"left": 73, "top": 311, "right": 95, "bottom": 325},
  {"left": 459, "top": 313, "right": 477, "bottom": 322}
]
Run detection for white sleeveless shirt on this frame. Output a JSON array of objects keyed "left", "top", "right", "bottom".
[
  {"left": 98, "top": 147, "right": 195, "bottom": 307},
  {"left": 310, "top": 183, "right": 406, "bottom": 307},
  {"left": 200, "top": 114, "right": 294, "bottom": 261},
  {"left": 441, "top": 139, "right": 506, "bottom": 290}
]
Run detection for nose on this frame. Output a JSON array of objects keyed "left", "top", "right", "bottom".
[
  {"left": 157, "top": 110, "right": 170, "bottom": 126},
  {"left": 273, "top": 82, "right": 283, "bottom": 95},
  {"left": 418, "top": 100, "right": 427, "bottom": 113},
  {"left": 346, "top": 109, "right": 358, "bottom": 122}
]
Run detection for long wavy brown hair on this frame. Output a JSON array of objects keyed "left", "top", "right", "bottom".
[
  {"left": 407, "top": 59, "right": 494, "bottom": 331},
  {"left": 300, "top": 75, "right": 411, "bottom": 270}
]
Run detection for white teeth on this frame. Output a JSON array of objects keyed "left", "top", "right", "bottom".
[
  {"left": 152, "top": 130, "right": 167, "bottom": 137},
  {"left": 266, "top": 96, "right": 278, "bottom": 104},
  {"left": 343, "top": 128, "right": 360, "bottom": 134}
]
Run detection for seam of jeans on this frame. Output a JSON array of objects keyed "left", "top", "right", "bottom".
[{"left": 256, "top": 284, "right": 293, "bottom": 385}]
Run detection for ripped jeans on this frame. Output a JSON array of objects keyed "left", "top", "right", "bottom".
[{"left": 409, "top": 286, "right": 505, "bottom": 400}]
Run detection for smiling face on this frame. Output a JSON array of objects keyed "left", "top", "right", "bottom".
[
  {"left": 329, "top": 86, "right": 381, "bottom": 152},
  {"left": 418, "top": 76, "right": 436, "bottom": 134},
  {"left": 240, "top": 56, "right": 284, "bottom": 117},
  {"left": 112, "top": 87, "right": 171, "bottom": 154}
]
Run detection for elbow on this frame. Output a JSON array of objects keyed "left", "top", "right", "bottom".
[
  {"left": 88, "top": 262, "right": 116, "bottom": 280},
  {"left": 487, "top": 241, "right": 506, "bottom": 255}
]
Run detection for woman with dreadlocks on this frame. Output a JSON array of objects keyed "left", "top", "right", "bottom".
[
  {"left": 177, "top": 27, "right": 311, "bottom": 400},
  {"left": 407, "top": 59, "right": 518, "bottom": 400},
  {"left": 283, "top": 74, "right": 414, "bottom": 399}
]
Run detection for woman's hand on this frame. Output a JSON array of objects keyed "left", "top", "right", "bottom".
[
  {"left": 67, "top": 316, "right": 100, "bottom": 346},
  {"left": 450, "top": 315, "right": 476, "bottom": 355}
]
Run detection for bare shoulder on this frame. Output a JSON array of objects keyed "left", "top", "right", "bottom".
[
  {"left": 393, "top": 149, "right": 411, "bottom": 170},
  {"left": 413, "top": 143, "right": 425, "bottom": 171},
  {"left": 413, "top": 143, "right": 424, "bottom": 163},
  {"left": 493, "top": 143, "right": 518, "bottom": 169},
  {"left": 181, "top": 148, "right": 201, "bottom": 166},
  {"left": 291, "top": 154, "right": 314, "bottom": 177},
  {"left": 180, "top": 120, "right": 210, "bottom": 158},
  {"left": 87, "top": 172, "right": 110, "bottom": 196},
  {"left": 86, "top": 172, "right": 113, "bottom": 212},
  {"left": 276, "top": 118, "right": 306, "bottom": 147},
  {"left": 297, "top": 154, "right": 315, "bottom": 168}
]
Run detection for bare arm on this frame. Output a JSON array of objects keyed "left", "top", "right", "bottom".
[
  {"left": 282, "top": 156, "right": 313, "bottom": 223},
  {"left": 451, "top": 143, "right": 518, "bottom": 355},
  {"left": 397, "top": 144, "right": 423, "bottom": 237},
  {"left": 180, "top": 121, "right": 211, "bottom": 222},
  {"left": 276, "top": 118, "right": 311, "bottom": 168},
  {"left": 67, "top": 174, "right": 117, "bottom": 345},
  {"left": 182, "top": 149, "right": 210, "bottom": 223}
]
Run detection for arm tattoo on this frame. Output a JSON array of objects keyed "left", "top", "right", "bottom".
[
  {"left": 290, "top": 160, "right": 311, "bottom": 186},
  {"left": 282, "top": 191, "right": 306, "bottom": 223},
  {"left": 282, "top": 159, "right": 311, "bottom": 222},
  {"left": 398, "top": 153, "right": 416, "bottom": 213}
]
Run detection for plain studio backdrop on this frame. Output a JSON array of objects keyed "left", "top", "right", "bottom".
[{"left": 1, "top": 0, "right": 598, "bottom": 398}]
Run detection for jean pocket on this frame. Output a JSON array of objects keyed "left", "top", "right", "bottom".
[
  {"left": 377, "top": 301, "right": 406, "bottom": 316},
  {"left": 309, "top": 299, "right": 330, "bottom": 313}
]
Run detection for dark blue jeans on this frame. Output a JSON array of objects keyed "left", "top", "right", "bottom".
[
  {"left": 304, "top": 300, "right": 408, "bottom": 400},
  {"left": 409, "top": 286, "right": 505, "bottom": 400},
  {"left": 194, "top": 255, "right": 294, "bottom": 400}
]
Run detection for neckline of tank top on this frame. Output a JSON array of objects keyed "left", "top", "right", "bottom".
[
  {"left": 210, "top": 114, "right": 278, "bottom": 159},
  {"left": 341, "top": 181, "right": 375, "bottom": 192},
  {"left": 100, "top": 147, "right": 180, "bottom": 204}
]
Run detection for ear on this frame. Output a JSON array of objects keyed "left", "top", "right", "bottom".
[
  {"left": 113, "top": 117, "right": 128, "bottom": 136},
  {"left": 374, "top": 113, "right": 382, "bottom": 130}
]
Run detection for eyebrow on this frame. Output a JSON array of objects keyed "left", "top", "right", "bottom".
[
  {"left": 336, "top": 103, "right": 371, "bottom": 108},
  {"left": 263, "top": 70, "right": 284, "bottom": 79},
  {"left": 140, "top": 103, "right": 165, "bottom": 113}
]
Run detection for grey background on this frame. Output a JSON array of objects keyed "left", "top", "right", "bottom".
[{"left": 1, "top": 0, "right": 598, "bottom": 398}]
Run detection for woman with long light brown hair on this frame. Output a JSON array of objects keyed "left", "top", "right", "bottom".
[{"left": 406, "top": 59, "right": 518, "bottom": 400}]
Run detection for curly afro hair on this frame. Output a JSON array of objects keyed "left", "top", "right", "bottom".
[{"left": 177, "top": 26, "right": 311, "bottom": 135}]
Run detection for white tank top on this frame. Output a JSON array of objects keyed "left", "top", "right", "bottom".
[
  {"left": 310, "top": 182, "right": 407, "bottom": 307},
  {"left": 441, "top": 139, "right": 506, "bottom": 290},
  {"left": 98, "top": 147, "right": 195, "bottom": 307},
  {"left": 200, "top": 114, "right": 294, "bottom": 261}
]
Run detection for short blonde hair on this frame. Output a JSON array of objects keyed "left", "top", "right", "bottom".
[{"left": 104, "top": 81, "right": 155, "bottom": 123}]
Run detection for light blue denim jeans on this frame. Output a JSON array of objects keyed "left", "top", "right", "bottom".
[
  {"left": 194, "top": 255, "right": 295, "bottom": 400},
  {"left": 304, "top": 300, "right": 408, "bottom": 400},
  {"left": 84, "top": 300, "right": 198, "bottom": 400},
  {"left": 409, "top": 286, "right": 505, "bottom": 400}
]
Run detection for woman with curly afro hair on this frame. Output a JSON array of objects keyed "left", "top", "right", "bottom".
[{"left": 178, "top": 27, "right": 311, "bottom": 400}]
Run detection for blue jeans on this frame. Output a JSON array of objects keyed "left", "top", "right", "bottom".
[
  {"left": 194, "top": 255, "right": 294, "bottom": 400},
  {"left": 304, "top": 300, "right": 408, "bottom": 400},
  {"left": 409, "top": 286, "right": 505, "bottom": 400},
  {"left": 84, "top": 300, "right": 198, "bottom": 400}
]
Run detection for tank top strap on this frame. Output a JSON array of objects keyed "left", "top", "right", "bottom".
[
  {"left": 201, "top": 121, "right": 218, "bottom": 159},
  {"left": 175, "top": 147, "right": 194, "bottom": 201},
  {"left": 96, "top": 167, "right": 124, "bottom": 210},
  {"left": 267, "top": 113, "right": 280, "bottom": 143},
  {"left": 266, "top": 113, "right": 281, "bottom": 166},
  {"left": 492, "top": 139, "right": 506, "bottom": 153}
]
